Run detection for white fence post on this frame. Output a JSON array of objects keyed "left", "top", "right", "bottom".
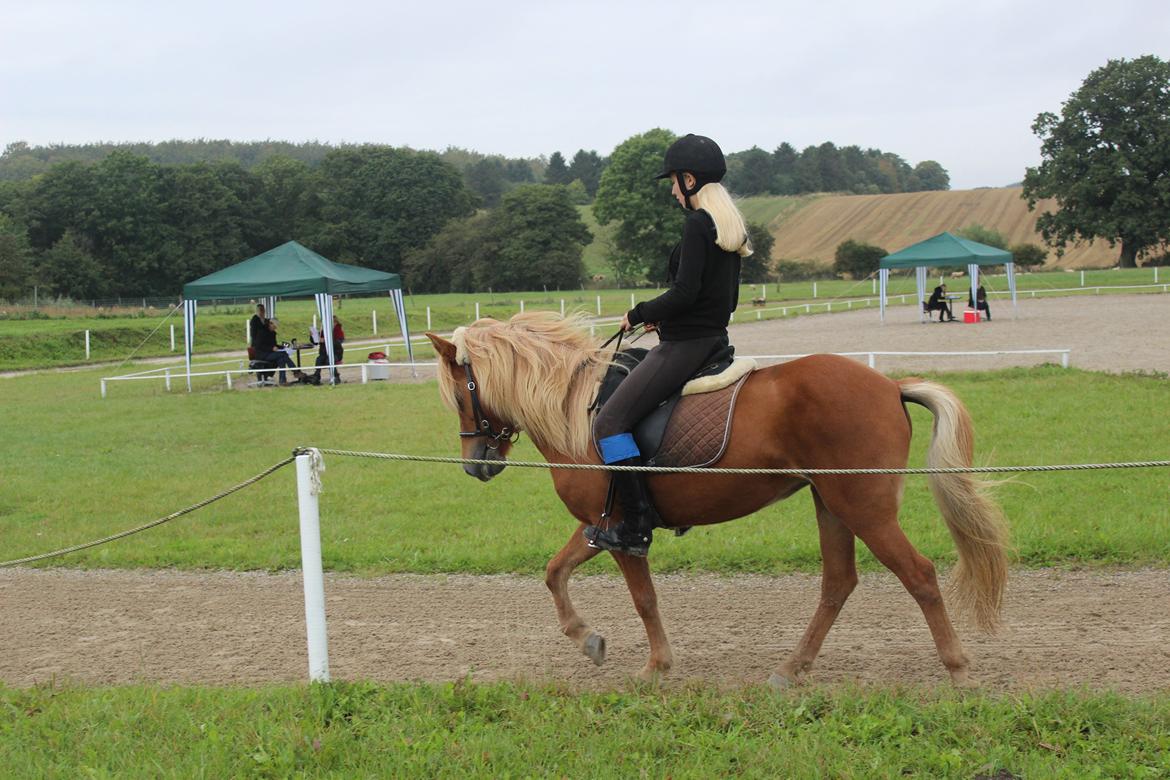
[
  {"left": 596, "top": 295, "right": 601, "bottom": 315},
  {"left": 170, "top": 324, "right": 175, "bottom": 352},
  {"left": 630, "top": 293, "right": 636, "bottom": 309},
  {"left": 372, "top": 310, "right": 378, "bottom": 336},
  {"left": 164, "top": 368, "right": 171, "bottom": 391},
  {"left": 1080, "top": 270, "right": 1085, "bottom": 287},
  {"left": 295, "top": 451, "right": 330, "bottom": 683},
  {"left": 85, "top": 330, "right": 91, "bottom": 359},
  {"left": 426, "top": 306, "right": 432, "bottom": 330},
  {"left": 520, "top": 300, "right": 525, "bottom": 313},
  {"left": 100, "top": 379, "right": 107, "bottom": 399},
  {"left": 813, "top": 282, "right": 818, "bottom": 298},
  {"left": 560, "top": 299, "right": 565, "bottom": 317},
  {"left": 475, "top": 302, "right": 480, "bottom": 320}
]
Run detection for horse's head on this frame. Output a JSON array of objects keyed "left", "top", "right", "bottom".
[{"left": 427, "top": 329, "right": 518, "bottom": 482}]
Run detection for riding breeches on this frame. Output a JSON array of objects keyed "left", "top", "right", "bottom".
[{"left": 593, "top": 335, "right": 725, "bottom": 444}]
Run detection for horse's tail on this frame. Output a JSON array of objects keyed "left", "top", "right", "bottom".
[{"left": 898, "top": 378, "right": 1009, "bottom": 632}]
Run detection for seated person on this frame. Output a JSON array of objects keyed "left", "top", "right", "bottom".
[
  {"left": 313, "top": 315, "right": 345, "bottom": 384},
  {"left": 926, "top": 284, "right": 955, "bottom": 322},
  {"left": 252, "top": 317, "right": 302, "bottom": 386},
  {"left": 968, "top": 285, "right": 991, "bottom": 320}
]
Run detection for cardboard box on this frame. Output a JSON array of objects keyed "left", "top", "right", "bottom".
[{"left": 963, "top": 309, "right": 981, "bottom": 323}]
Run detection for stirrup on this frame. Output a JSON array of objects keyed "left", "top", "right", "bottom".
[{"left": 584, "top": 524, "right": 651, "bottom": 557}]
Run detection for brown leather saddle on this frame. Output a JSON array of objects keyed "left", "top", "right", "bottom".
[{"left": 591, "top": 347, "right": 751, "bottom": 468}]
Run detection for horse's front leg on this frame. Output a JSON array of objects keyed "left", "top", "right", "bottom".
[
  {"left": 611, "top": 551, "right": 674, "bottom": 681},
  {"left": 545, "top": 524, "right": 607, "bottom": 665}
]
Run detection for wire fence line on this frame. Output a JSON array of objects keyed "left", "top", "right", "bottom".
[
  {"left": 2, "top": 447, "right": 1167, "bottom": 570},
  {"left": 315, "top": 448, "right": 1170, "bottom": 476},
  {"left": 0, "top": 456, "right": 296, "bottom": 569}
]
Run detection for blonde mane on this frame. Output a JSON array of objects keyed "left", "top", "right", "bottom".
[{"left": 435, "top": 311, "right": 609, "bottom": 460}]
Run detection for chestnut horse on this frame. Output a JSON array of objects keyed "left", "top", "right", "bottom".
[{"left": 426, "top": 312, "right": 1008, "bottom": 686}]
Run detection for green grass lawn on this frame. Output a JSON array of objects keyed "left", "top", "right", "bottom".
[
  {"left": 2, "top": 681, "right": 1166, "bottom": 778},
  {"left": 2, "top": 365, "right": 1166, "bottom": 574}
]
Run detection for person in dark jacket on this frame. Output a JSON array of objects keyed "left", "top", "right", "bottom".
[
  {"left": 249, "top": 303, "right": 268, "bottom": 346},
  {"left": 252, "top": 317, "right": 301, "bottom": 385},
  {"left": 584, "top": 134, "right": 751, "bottom": 557},
  {"left": 968, "top": 285, "right": 991, "bottom": 320},
  {"left": 927, "top": 284, "right": 955, "bottom": 321}
]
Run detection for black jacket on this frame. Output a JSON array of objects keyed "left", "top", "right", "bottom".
[
  {"left": 253, "top": 322, "right": 277, "bottom": 353},
  {"left": 627, "top": 210, "right": 741, "bottom": 341}
]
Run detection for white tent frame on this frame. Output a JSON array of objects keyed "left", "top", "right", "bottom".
[
  {"left": 183, "top": 290, "right": 413, "bottom": 391},
  {"left": 879, "top": 263, "right": 1019, "bottom": 323}
]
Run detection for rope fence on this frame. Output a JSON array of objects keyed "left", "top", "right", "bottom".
[{"left": 4, "top": 448, "right": 1168, "bottom": 571}]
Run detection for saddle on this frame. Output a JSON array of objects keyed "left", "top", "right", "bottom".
[{"left": 591, "top": 345, "right": 755, "bottom": 468}]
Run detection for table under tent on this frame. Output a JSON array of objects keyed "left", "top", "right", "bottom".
[
  {"left": 180, "top": 241, "right": 413, "bottom": 390},
  {"left": 878, "top": 232, "right": 1019, "bottom": 323}
]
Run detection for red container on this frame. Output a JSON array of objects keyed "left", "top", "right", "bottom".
[{"left": 963, "top": 309, "right": 981, "bottom": 323}]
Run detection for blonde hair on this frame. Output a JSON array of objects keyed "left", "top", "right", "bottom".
[
  {"left": 691, "top": 182, "right": 753, "bottom": 257},
  {"left": 435, "top": 311, "right": 609, "bottom": 460}
]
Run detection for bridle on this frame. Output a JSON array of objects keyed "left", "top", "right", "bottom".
[{"left": 458, "top": 361, "right": 520, "bottom": 450}]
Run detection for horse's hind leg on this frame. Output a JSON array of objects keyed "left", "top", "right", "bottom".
[
  {"left": 771, "top": 491, "right": 858, "bottom": 688},
  {"left": 854, "top": 519, "right": 973, "bottom": 686},
  {"left": 611, "top": 551, "right": 673, "bottom": 681},
  {"left": 545, "top": 524, "right": 606, "bottom": 665}
]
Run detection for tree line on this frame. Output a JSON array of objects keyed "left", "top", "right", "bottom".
[
  {"left": 724, "top": 143, "right": 950, "bottom": 196},
  {"left": 0, "top": 135, "right": 949, "bottom": 301}
]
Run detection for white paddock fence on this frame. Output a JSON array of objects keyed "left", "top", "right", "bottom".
[{"left": 99, "top": 348, "right": 1073, "bottom": 397}]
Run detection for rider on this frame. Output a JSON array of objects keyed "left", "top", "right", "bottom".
[{"left": 585, "top": 133, "right": 751, "bottom": 557}]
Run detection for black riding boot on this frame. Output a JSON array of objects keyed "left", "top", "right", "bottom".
[{"left": 584, "top": 459, "right": 660, "bottom": 557}]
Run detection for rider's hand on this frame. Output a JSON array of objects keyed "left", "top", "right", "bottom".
[
  {"left": 644, "top": 322, "right": 658, "bottom": 333},
  {"left": 621, "top": 313, "right": 632, "bottom": 332}
]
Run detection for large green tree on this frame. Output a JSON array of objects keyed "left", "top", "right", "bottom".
[
  {"left": 741, "top": 222, "right": 774, "bottom": 283},
  {"left": 479, "top": 184, "right": 590, "bottom": 292},
  {"left": 0, "top": 213, "right": 33, "bottom": 300},
  {"left": 1022, "top": 55, "right": 1170, "bottom": 267},
  {"left": 310, "top": 146, "right": 475, "bottom": 273},
  {"left": 566, "top": 149, "right": 605, "bottom": 197},
  {"left": 592, "top": 128, "right": 682, "bottom": 285},
  {"left": 401, "top": 212, "right": 494, "bottom": 294}
]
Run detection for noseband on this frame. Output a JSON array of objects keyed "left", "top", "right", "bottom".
[{"left": 459, "top": 361, "right": 520, "bottom": 450}]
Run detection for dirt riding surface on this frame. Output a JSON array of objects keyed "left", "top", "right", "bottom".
[
  {"left": 2, "top": 293, "right": 1168, "bottom": 691},
  {"left": 3, "top": 568, "right": 1169, "bottom": 692}
]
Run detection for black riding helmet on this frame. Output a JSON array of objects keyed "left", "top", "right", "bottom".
[{"left": 655, "top": 134, "right": 726, "bottom": 209}]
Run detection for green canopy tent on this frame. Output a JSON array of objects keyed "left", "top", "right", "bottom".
[
  {"left": 878, "top": 232, "right": 1017, "bottom": 323},
  {"left": 181, "top": 241, "right": 413, "bottom": 390}
]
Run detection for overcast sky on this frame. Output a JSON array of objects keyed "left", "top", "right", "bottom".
[{"left": 3, "top": 0, "right": 1167, "bottom": 190}]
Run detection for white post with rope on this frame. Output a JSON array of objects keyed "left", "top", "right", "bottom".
[{"left": 295, "top": 450, "right": 330, "bottom": 683}]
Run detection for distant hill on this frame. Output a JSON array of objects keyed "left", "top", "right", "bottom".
[{"left": 761, "top": 187, "right": 1122, "bottom": 269}]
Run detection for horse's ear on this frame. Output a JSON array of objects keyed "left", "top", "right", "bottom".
[{"left": 426, "top": 332, "right": 457, "bottom": 363}]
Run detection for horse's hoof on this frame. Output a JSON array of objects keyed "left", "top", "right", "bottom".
[
  {"left": 636, "top": 666, "right": 665, "bottom": 684},
  {"left": 768, "top": 672, "right": 795, "bottom": 690},
  {"left": 582, "top": 632, "right": 606, "bottom": 666},
  {"left": 951, "top": 673, "right": 981, "bottom": 690}
]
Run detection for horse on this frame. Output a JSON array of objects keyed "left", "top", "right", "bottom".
[{"left": 425, "top": 311, "right": 1009, "bottom": 687}]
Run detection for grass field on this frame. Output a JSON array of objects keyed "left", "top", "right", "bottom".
[
  {"left": 2, "top": 268, "right": 1165, "bottom": 370},
  {"left": 2, "top": 681, "right": 1166, "bottom": 778},
  {"left": 4, "top": 339, "right": 1169, "bottom": 776},
  {"left": 2, "top": 365, "right": 1167, "bottom": 574}
]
